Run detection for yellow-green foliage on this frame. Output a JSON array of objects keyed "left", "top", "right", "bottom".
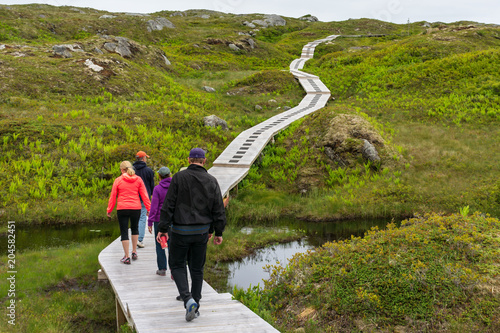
[{"left": 257, "top": 212, "right": 500, "bottom": 332}]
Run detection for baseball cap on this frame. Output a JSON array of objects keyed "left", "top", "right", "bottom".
[
  {"left": 189, "top": 148, "right": 205, "bottom": 159},
  {"left": 136, "top": 151, "right": 149, "bottom": 158},
  {"left": 158, "top": 167, "right": 170, "bottom": 177}
]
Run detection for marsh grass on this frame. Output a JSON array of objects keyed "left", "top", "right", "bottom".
[
  {"left": 235, "top": 213, "right": 500, "bottom": 332},
  {"left": 0, "top": 239, "right": 116, "bottom": 332}
]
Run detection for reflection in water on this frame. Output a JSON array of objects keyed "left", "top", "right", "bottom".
[
  {"left": 0, "top": 221, "right": 120, "bottom": 253},
  {"left": 226, "top": 218, "right": 395, "bottom": 292},
  {"left": 227, "top": 239, "right": 313, "bottom": 290}
]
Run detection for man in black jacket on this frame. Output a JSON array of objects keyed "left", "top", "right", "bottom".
[
  {"left": 133, "top": 151, "right": 155, "bottom": 248},
  {"left": 157, "top": 148, "right": 226, "bottom": 322}
]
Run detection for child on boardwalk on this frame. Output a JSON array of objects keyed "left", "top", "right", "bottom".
[{"left": 147, "top": 167, "right": 172, "bottom": 276}]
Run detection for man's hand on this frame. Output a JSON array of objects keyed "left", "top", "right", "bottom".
[
  {"left": 156, "top": 232, "right": 168, "bottom": 244},
  {"left": 148, "top": 226, "right": 152, "bottom": 234},
  {"left": 213, "top": 236, "right": 223, "bottom": 245}
]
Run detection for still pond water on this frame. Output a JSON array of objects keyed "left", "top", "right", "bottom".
[{"left": 3, "top": 218, "right": 394, "bottom": 292}]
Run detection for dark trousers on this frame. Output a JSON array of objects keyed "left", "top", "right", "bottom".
[
  {"left": 117, "top": 209, "right": 141, "bottom": 241},
  {"left": 169, "top": 232, "right": 209, "bottom": 308},
  {"left": 153, "top": 222, "right": 168, "bottom": 271}
]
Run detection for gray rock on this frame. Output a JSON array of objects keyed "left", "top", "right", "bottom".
[
  {"left": 103, "top": 37, "right": 133, "bottom": 58},
  {"left": 70, "top": 8, "right": 85, "bottom": 14},
  {"left": 251, "top": 14, "right": 286, "bottom": 28},
  {"left": 53, "top": 45, "right": 72, "bottom": 58},
  {"left": 243, "top": 21, "right": 256, "bottom": 28},
  {"left": 99, "top": 15, "right": 116, "bottom": 19},
  {"left": 94, "top": 47, "right": 104, "bottom": 54},
  {"left": 162, "top": 54, "right": 171, "bottom": 65},
  {"left": 52, "top": 44, "right": 83, "bottom": 58},
  {"left": 299, "top": 15, "right": 318, "bottom": 22},
  {"left": 125, "top": 13, "right": 150, "bottom": 17},
  {"left": 199, "top": 14, "right": 210, "bottom": 19},
  {"left": 202, "top": 86, "right": 216, "bottom": 93},
  {"left": 246, "top": 38, "right": 256, "bottom": 49},
  {"left": 362, "top": 139, "right": 380, "bottom": 162},
  {"left": 263, "top": 14, "right": 286, "bottom": 26},
  {"left": 228, "top": 44, "right": 240, "bottom": 51},
  {"left": 283, "top": 106, "right": 291, "bottom": 110},
  {"left": 255, "top": 105, "right": 263, "bottom": 111},
  {"left": 324, "top": 146, "right": 348, "bottom": 167},
  {"left": 170, "top": 12, "right": 186, "bottom": 17},
  {"left": 252, "top": 19, "right": 268, "bottom": 28},
  {"left": 423, "top": 22, "right": 431, "bottom": 28},
  {"left": 203, "top": 115, "right": 228, "bottom": 130},
  {"left": 0, "top": 45, "right": 5, "bottom": 50},
  {"left": 147, "top": 17, "right": 175, "bottom": 32}
]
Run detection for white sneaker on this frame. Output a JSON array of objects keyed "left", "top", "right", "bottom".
[{"left": 137, "top": 241, "right": 144, "bottom": 248}]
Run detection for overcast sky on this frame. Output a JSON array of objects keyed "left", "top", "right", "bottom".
[{"left": 1, "top": 0, "right": 499, "bottom": 24}]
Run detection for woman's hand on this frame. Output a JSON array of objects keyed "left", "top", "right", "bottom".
[
  {"left": 107, "top": 212, "right": 112, "bottom": 218},
  {"left": 148, "top": 226, "right": 152, "bottom": 234}
]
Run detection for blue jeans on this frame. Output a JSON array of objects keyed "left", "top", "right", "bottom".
[
  {"left": 169, "top": 232, "right": 208, "bottom": 308},
  {"left": 138, "top": 201, "right": 147, "bottom": 242},
  {"left": 153, "top": 222, "right": 168, "bottom": 271}
]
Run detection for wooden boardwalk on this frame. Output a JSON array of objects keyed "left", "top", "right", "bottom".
[
  {"left": 98, "top": 231, "right": 278, "bottom": 332},
  {"left": 99, "top": 35, "right": 339, "bottom": 332},
  {"left": 210, "top": 35, "right": 339, "bottom": 197}
]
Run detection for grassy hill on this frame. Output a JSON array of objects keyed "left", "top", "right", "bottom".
[
  {"left": 1, "top": 5, "right": 499, "bottom": 332},
  {"left": 0, "top": 4, "right": 499, "bottom": 225}
]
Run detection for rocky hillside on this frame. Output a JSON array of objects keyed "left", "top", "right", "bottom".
[{"left": 1, "top": 4, "right": 499, "bottom": 224}]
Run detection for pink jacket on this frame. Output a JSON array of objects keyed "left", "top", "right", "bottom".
[{"left": 107, "top": 173, "right": 151, "bottom": 214}]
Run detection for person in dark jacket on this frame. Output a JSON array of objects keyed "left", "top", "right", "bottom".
[
  {"left": 157, "top": 148, "right": 226, "bottom": 322},
  {"left": 147, "top": 166, "right": 172, "bottom": 276},
  {"left": 133, "top": 151, "right": 155, "bottom": 248}
]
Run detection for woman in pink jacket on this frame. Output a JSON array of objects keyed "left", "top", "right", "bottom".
[{"left": 107, "top": 161, "right": 151, "bottom": 264}]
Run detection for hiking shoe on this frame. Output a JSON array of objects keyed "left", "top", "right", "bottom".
[
  {"left": 120, "top": 257, "right": 131, "bottom": 264},
  {"left": 137, "top": 241, "right": 144, "bottom": 248},
  {"left": 185, "top": 298, "right": 198, "bottom": 322},
  {"left": 156, "top": 269, "right": 166, "bottom": 276},
  {"left": 132, "top": 252, "right": 138, "bottom": 260},
  {"left": 176, "top": 295, "right": 182, "bottom": 301}
]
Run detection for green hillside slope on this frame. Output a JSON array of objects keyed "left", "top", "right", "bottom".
[{"left": 0, "top": 5, "right": 499, "bottom": 224}]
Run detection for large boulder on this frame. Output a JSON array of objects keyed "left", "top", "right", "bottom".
[
  {"left": 147, "top": 17, "right": 175, "bottom": 32},
  {"left": 299, "top": 15, "right": 319, "bottom": 22},
  {"left": 263, "top": 14, "right": 286, "bottom": 26},
  {"left": 103, "top": 37, "right": 134, "bottom": 57},
  {"left": 250, "top": 14, "right": 286, "bottom": 28},
  {"left": 52, "top": 44, "right": 84, "bottom": 58},
  {"left": 203, "top": 115, "right": 228, "bottom": 130},
  {"left": 323, "top": 114, "right": 384, "bottom": 165}
]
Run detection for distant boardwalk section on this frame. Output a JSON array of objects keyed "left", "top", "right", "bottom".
[{"left": 210, "top": 35, "right": 339, "bottom": 196}]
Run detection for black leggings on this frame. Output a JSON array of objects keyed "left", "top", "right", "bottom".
[{"left": 117, "top": 209, "right": 141, "bottom": 241}]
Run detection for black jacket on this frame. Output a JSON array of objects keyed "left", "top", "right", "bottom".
[
  {"left": 133, "top": 160, "right": 155, "bottom": 198},
  {"left": 158, "top": 164, "right": 226, "bottom": 236}
]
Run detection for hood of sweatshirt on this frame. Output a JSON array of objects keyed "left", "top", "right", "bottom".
[
  {"left": 133, "top": 160, "right": 147, "bottom": 171},
  {"left": 158, "top": 177, "right": 171, "bottom": 189},
  {"left": 122, "top": 173, "right": 140, "bottom": 183}
]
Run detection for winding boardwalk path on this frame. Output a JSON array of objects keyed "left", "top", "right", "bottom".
[
  {"left": 98, "top": 34, "right": 339, "bottom": 332},
  {"left": 209, "top": 35, "right": 339, "bottom": 196}
]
